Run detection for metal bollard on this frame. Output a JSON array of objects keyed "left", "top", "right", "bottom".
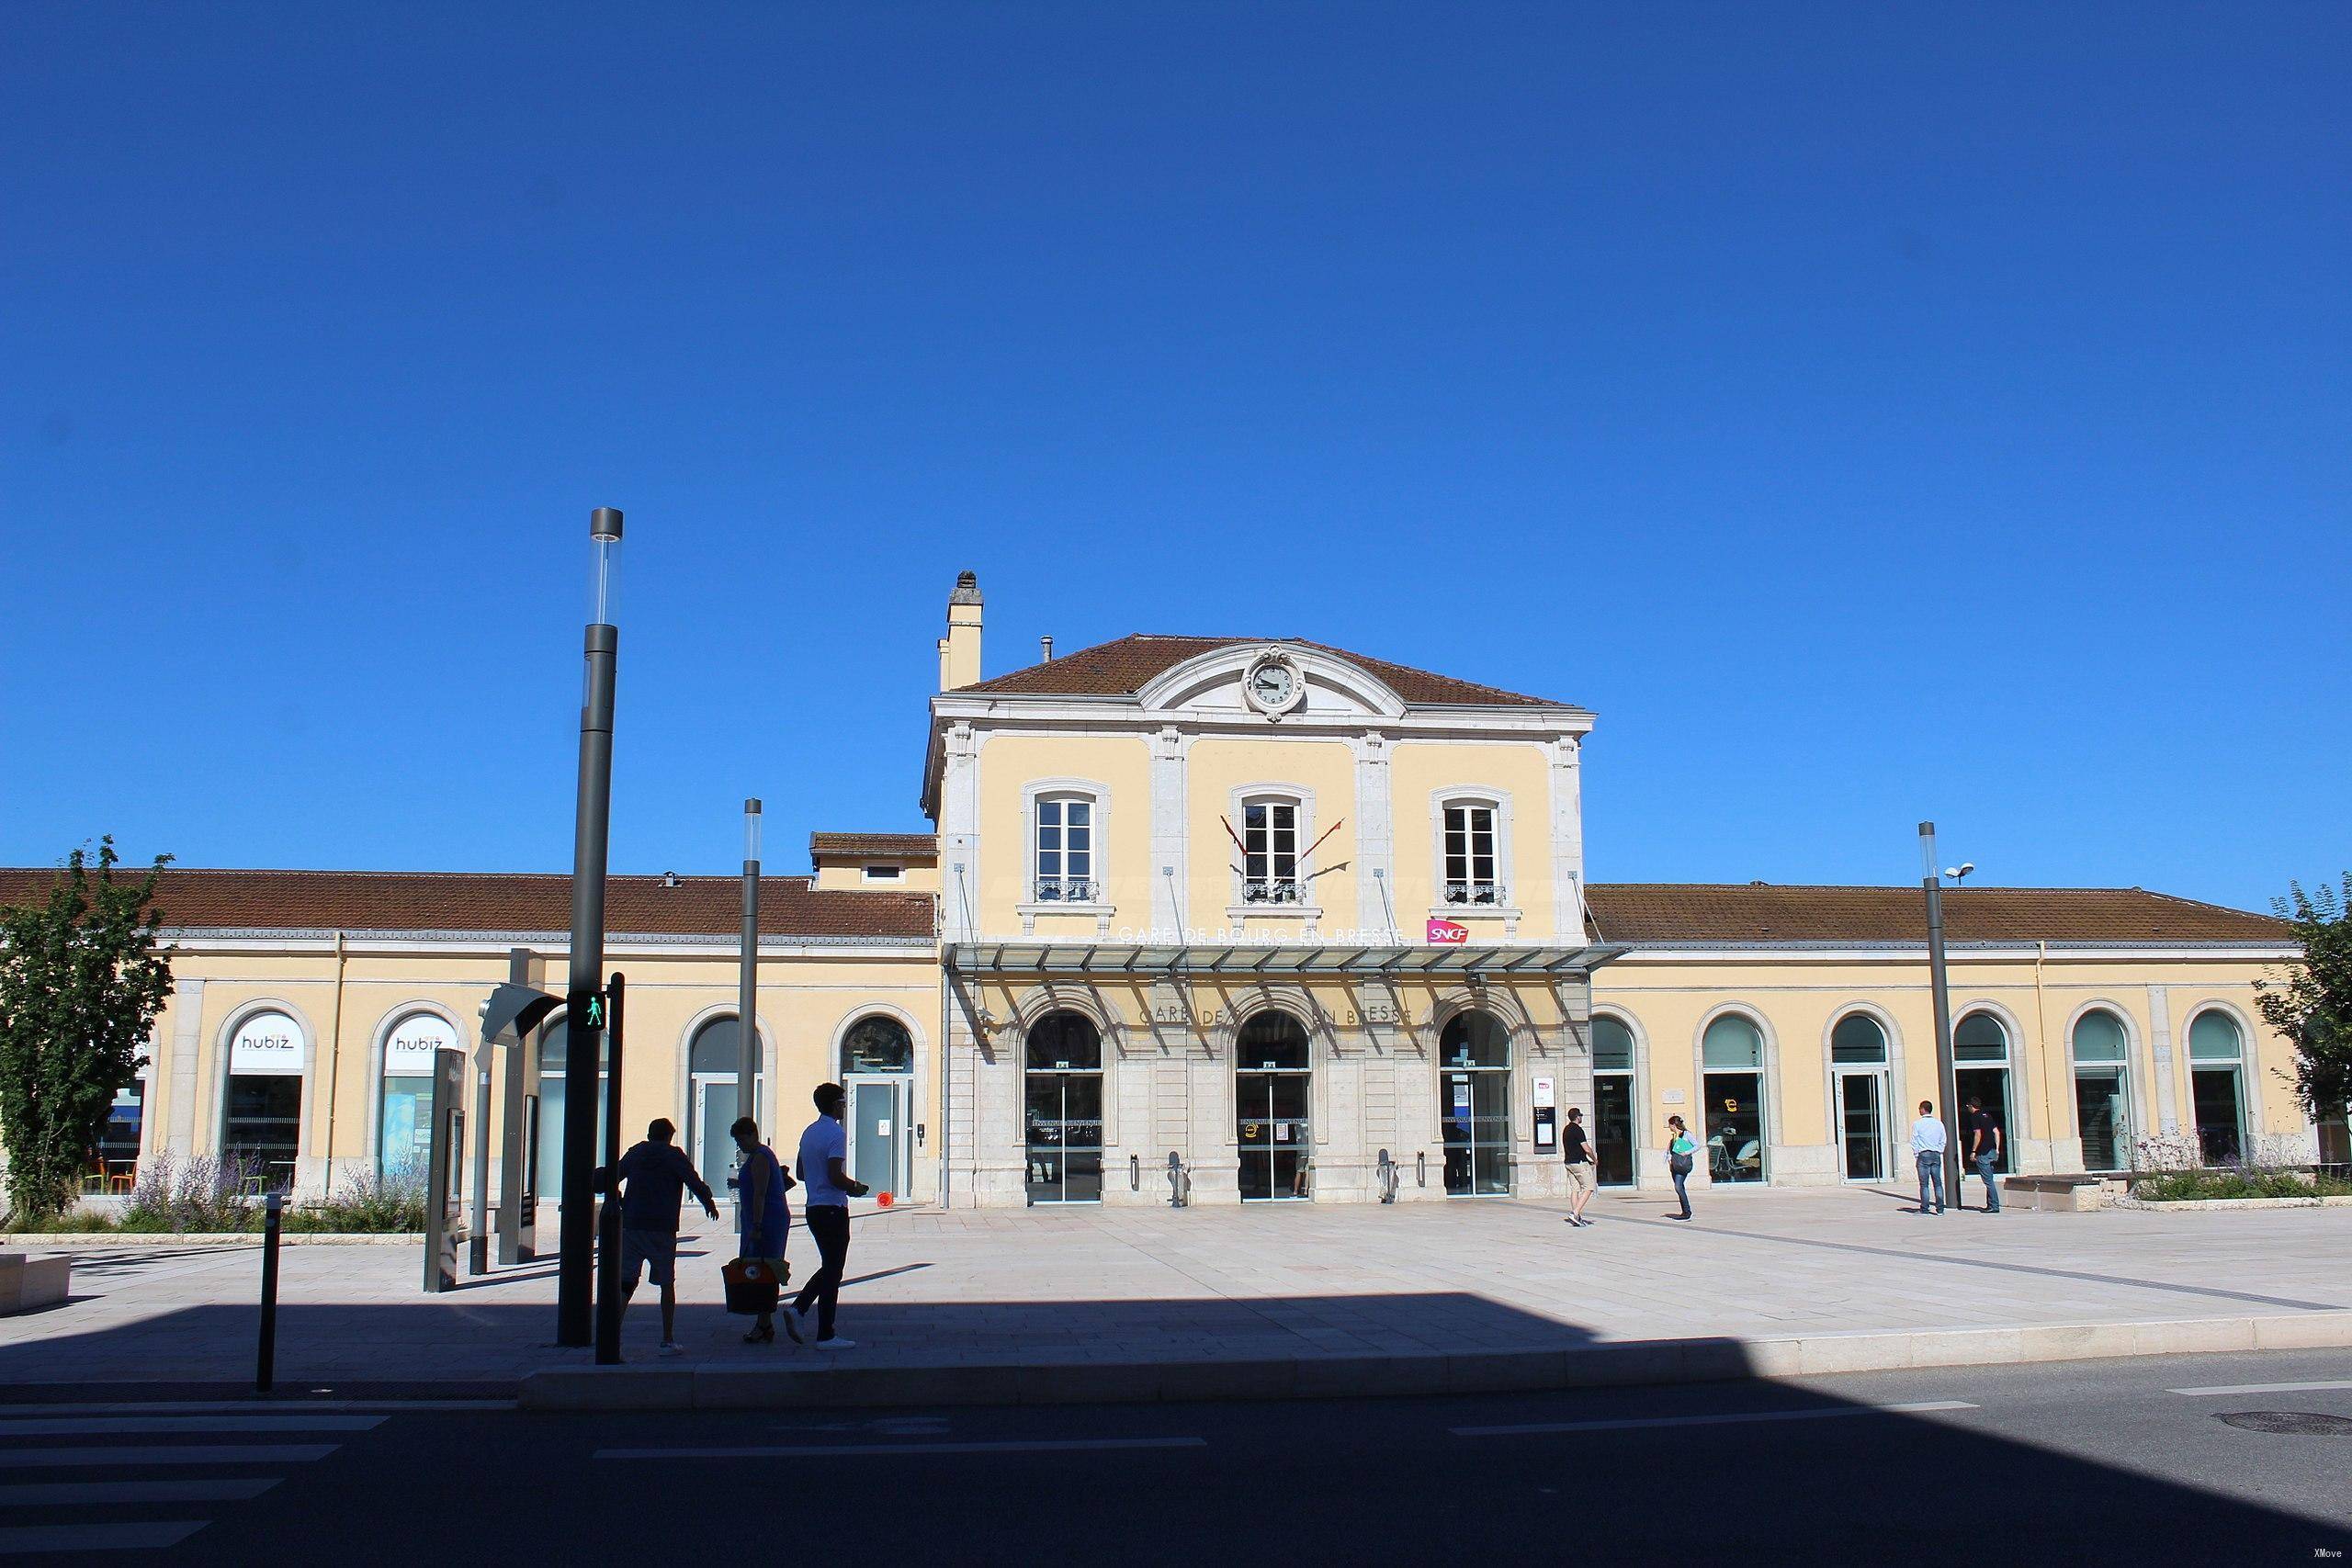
[
  {"left": 594, "top": 1187, "right": 623, "bottom": 1365},
  {"left": 1166, "top": 1151, "right": 1191, "bottom": 1208},
  {"left": 1377, "top": 1148, "right": 1398, "bottom": 1203},
  {"left": 256, "top": 1193, "right": 282, "bottom": 1393}
]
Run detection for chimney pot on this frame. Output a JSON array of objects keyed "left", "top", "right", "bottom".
[{"left": 1041, "top": 635, "right": 1054, "bottom": 661}]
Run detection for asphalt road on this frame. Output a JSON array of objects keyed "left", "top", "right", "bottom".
[{"left": 7, "top": 1349, "right": 2350, "bottom": 1564}]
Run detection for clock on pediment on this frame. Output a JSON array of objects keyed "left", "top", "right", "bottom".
[{"left": 1243, "top": 649, "right": 1306, "bottom": 717}]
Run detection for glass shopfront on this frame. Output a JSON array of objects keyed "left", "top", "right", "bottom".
[
  {"left": 1439, "top": 1011, "right": 1512, "bottom": 1196},
  {"left": 2070, "top": 1010, "right": 2133, "bottom": 1171},
  {"left": 379, "top": 1012, "right": 456, "bottom": 1179},
  {"left": 222, "top": 1010, "right": 305, "bottom": 1192},
  {"left": 535, "top": 1019, "right": 609, "bottom": 1202},
  {"left": 688, "top": 1016, "right": 766, "bottom": 1194},
  {"left": 1591, "top": 1015, "right": 1636, "bottom": 1185},
  {"left": 1701, "top": 1014, "right": 1767, "bottom": 1183},
  {"left": 1236, "top": 1011, "right": 1312, "bottom": 1201},
  {"left": 90, "top": 1076, "right": 145, "bottom": 1193},
  {"left": 1024, "top": 1011, "right": 1103, "bottom": 1203}
]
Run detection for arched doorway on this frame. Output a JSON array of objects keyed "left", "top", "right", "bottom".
[
  {"left": 687, "top": 1015, "right": 765, "bottom": 1192},
  {"left": 1023, "top": 1011, "right": 1103, "bottom": 1204},
  {"left": 1829, "top": 1012, "right": 1890, "bottom": 1181},
  {"left": 2070, "top": 1009, "right": 2133, "bottom": 1171},
  {"left": 2187, "top": 1010, "right": 2247, "bottom": 1165},
  {"left": 1440, "top": 1010, "right": 1512, "bottom": 1196},
  {"left": 1953, "top": 1012, "right": 2015, "bottom": 1174},
  {"left": 841, "top": 1014, "right": 914, "bottom": 1199},
  {"left": 1590, "top": 1014, "right": 1637, "bottom": 1185},
  {"left": 1235, "top": 1011, "right": 1311, "bottom": 1201},
  {"left": 1701, "top": 1013, "right": 1768, "bottom": 1183}
]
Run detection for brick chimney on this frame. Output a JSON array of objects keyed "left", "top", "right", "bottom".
[{"left": 939, "top": 570, "right": 983, "bottom": 690}]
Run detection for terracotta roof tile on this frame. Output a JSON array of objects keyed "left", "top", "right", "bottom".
[
  {"left": 955, "top": 634, "right": 1570, "bottom": 708},
  {"left": 1585, "top": 884, "right": 2287, "bottom": 946},
  {"left": 0, "top": 867, "right": 936, "bottom": 942},
  {"left": 808, "top": 832, "right": 937, "bottom": 859}
]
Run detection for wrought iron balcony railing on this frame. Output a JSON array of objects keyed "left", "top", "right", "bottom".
[
  {"left": 1032, "top": 875, "right": 1100, "bottom": 903},
  {"left": 1240, "top": 877, "right": 1305, "bottom": 905},
  {"left": 1442, "top": 881, "right": 1509, "bottom": 907}
]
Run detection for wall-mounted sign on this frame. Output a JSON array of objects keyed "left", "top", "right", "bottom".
[
  {"left": 1661, "top": 1088, "right": 1687, "bottom": 1105},
  {"left": 384, "top": 1013, "right": 459, "bottom": 1076},
  {"left": 1532, "top": 1076, "right": 1556, "bottom": 1110},
  {"left": 1426, "top": 919, "right": 1469, "bottom": 945},
  {"left": 230, "top": 1010, "right": 306, "bottom": 1076}
]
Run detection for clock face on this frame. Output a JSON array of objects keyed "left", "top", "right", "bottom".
[{"left": 1246, "top": 657, "right": 1299, "bottom": 712}]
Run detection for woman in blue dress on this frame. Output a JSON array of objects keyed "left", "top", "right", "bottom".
[{"left": 729, "top": 1116, "right": 796, "bottom": 1343}]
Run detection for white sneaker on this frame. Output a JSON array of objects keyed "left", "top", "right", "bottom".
[
  {"left": 658, "top": 1341, "right": 683, "bottom": 1356},
  {"left": 815, "top": 1337, "right": 857, "bottom": 1351}
]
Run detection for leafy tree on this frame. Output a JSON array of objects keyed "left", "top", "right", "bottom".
[
  {"left": 0, "top": 840, "right": 174, "bottom": 1224},
  {"left": 2255, "top": 874, "right": 2352, "bottom": 1128}
]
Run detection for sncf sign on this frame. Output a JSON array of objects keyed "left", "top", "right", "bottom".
[{"left": 1426, "top": 919, "right": 1469, "bottom": 945}]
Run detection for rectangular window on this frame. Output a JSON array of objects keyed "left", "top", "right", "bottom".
[
  {"left": 862, "top": 863, "right": 902, "bottom": 883},
  {"left": 1242, "top": 800, "right": 1299, "bottom": 902},
  {"left": 1443, "top": 804, "right": 1499, "bottom": 904},
  {"left": 1035, "top": 797, "right": 1095, "bottom": 900}
]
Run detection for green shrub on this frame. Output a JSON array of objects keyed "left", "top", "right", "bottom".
[
  {"left": 119, "top": 1153, "right": 261, "bottom": 1232},
  {"left": 2134, "top": 1168, "right": 2325, "bottom": 1201},
  {"left": 284, "top": 1163, "right": 424, "bottom": 1234}
]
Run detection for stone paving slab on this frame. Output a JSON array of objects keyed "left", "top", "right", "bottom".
[{"left": 5, "top": 1187, "right": 2347, "bottom": 1397}]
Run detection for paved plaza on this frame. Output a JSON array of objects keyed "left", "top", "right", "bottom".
[{"left": 7, "top": 1187, "right": 2350, "bottom": 1391}]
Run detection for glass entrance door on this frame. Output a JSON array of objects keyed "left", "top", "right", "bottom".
[
  {"left": 1955, "top": 1066, "right": 2013, "bottom": 1173},
  {"left": 1593, "top": 1073, "right": 1634, "bottom": 1185},
  {"left": 693, "top": 1077, "right": 750, "bottom": 1196},
  {"left": 1837, "top": 1072, "right": 1885, "bottom": 1180},
  {"left": 849, "top": 1078, "right": 905, "bottom": 1200},
  {"left": 1235, "top": 1011, "right": 1312, "bottom": 1201},
  {"left": 1439, "top": 1011, "right": 1512, "bottom": 1196},
  {"left": 1023, "top": 1011, "right": 1104, "bottom": 1204}
]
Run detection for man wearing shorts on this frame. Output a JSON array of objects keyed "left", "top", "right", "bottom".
[
  {"left": 611, "top": 1118, "right": 719, "bottom": 1354},
  {"left": 1561, "top": 1106, "right": 1598, "bottom": 1226}
]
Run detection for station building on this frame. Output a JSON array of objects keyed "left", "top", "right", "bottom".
[{"left": 14, "top": 571, "right": 2327, "bottom": 1214}]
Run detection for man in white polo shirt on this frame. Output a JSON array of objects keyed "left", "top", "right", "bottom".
[{"left": 790, "top": 1081, "right": 869, "bottom": 1348}]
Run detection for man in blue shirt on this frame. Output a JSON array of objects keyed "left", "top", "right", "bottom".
[
  {"left": 790, "top": 1082, "right": 869, "bottom": 1348},
  {"left": 610, "top": 1119, "right": 719, "bottom": 1354}
]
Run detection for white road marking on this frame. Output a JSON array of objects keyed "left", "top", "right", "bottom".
[
  {"left": 0, "top": 1521, "right": 209, "bottom": 1554},
  {"left": 0, "top": 1414, "right": 384, "bottom": 1437},
  {"left": 0, "top": 1399, "right": 505, "bottom": 1416},
  {"left": 1453, "top": 1400, "right": 1978, "bottom": 1437},
  {"left": 2167, "top": 1378, "right": 2352, "bottom": 1397},
  {"left": 0, "top": 1478, "right": 280, "bottom": 1505},
  {"left": 597, "top": 1437, "right": 1209, "bottom": 1460},
  {"left": 0, "top": 1444, "right": 339, "bottom": 1468}
]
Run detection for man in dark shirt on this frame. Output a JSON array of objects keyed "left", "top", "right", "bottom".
[
  {"left": 610, "top": 1118, "right": 719, "bottom": 1353},
  {"left": 1561, "top": 1107, "right": 1598, "bottom": 1226},
  {"left": 1962, "top": 1098, "right": 2002, "bottom": 1214}
]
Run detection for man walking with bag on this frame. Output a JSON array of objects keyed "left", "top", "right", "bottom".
[{"left": 789, "top": 1082, "right": 869, "bottom": 1349}]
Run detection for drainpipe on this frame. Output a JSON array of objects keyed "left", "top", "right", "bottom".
[
  {"left": 319, "top": 931, "right": 348, "bottom": 1197},
  {"left": 2034, "top": 939, "right": 2052, "bottom": 1162}
]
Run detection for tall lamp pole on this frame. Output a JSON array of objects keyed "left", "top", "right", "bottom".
[
  {"left": 739, "top": 799, "right": 762, "bottom": 1131},
  {"left": 1918, "top": 821, "right": 1964, "bottom": 1204},
  {"left": 557, "top": 507, "right": 623, "bottom": 1348}
]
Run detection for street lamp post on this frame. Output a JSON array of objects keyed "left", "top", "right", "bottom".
[
  {"left": 739, "top": 799, "right": 761, "bottom": 1131},
  {"left": 557, "top": 506, "right": 623, "bottom": 1348},
  {"left": 1918, "top": 821, "right": 1964, "bottom": 1205}
]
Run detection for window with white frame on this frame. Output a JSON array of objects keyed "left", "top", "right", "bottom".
[
  {"left": 1442, "top": 801, "right": 1503, "bottom": 906},
  {"left": 1240, "top": 796, "right": 1302, "bottom": 904},
  {"left": 1034, "top": 795, "right": 1097, "bottom": 902}
]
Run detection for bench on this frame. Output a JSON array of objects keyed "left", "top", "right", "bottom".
[
  {"left": 0, "top": 1252, "right": 70, "bottom": 1314},
  {"left": 1998, "top": 1175, "right": 2108, "bottom": 1213}
]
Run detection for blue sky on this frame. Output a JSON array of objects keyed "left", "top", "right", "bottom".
[{"left": 3, "top": 2, "right": 2345, "bottom": 910}]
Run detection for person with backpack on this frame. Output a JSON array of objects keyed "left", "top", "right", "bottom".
[
  {"left": 730, "top": 1116, "right": 797, "bottom": 1344},
  {"left": 1666, "top": 1114, "right": 1697, "bottom": 1220}
]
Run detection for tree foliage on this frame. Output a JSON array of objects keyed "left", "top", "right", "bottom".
[
  {"left": 2255, "top": 874, "right": 2352, "bottom": 1125},
  {"left": 0, "top": 840, "right": 174, "bottom": 1223}
]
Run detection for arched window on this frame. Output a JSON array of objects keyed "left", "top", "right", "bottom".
[
  {"left": 1589, "top": 1014, "right": 1636, "bottom": 1186},
  {"left": 2070, "top": 1009, "right": 2133, "bottom": 1171},
  {"left": 379, "top": 1010, "right": 458, "bottom": 1177},
  {"left": 1955, "top": 1012, "right": 2009, "bottom": 1061},
  {"left": 1830, "top": 1014, "right": 1887, "bottom": 1064},
  {"left": 2187, "top": 1010, "right": 2246, "bottom": 1165},
  {"left": 534, "top": 1017, "right": 610, "bottom": 1202},
  {"left": 222, "top": 1009, "right": 306, "bottom": 1194},
  {"left": 1828, "top": 1013, "right": 1889, "bottom": 1181},
  {"left": 1024, "top": 1012, "right": 1103, "bottom": 1202},
  {"left": 1700, "top": 1014, "right": 1766, "bottom": 1183},
  {"left": 842, "top": 1015, "right": 913, "bottom": 1076}
]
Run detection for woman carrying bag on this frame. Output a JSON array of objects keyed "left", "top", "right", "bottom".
[
  {"left": 728, "top": 1117, "right": 797, "bottom": 1344},
  {"left": 1666, "top": 1114, "right": 1697, "bottom": 1221}
]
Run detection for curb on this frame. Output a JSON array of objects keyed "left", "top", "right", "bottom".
[
  {"left": 517, "top": 1309, "right": 2352, "bottom": 1412},
  {"left": 0, "top": 1233, "right": 421, "bottom": 1248}
]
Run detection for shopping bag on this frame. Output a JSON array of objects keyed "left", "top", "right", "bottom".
[{"left": 722, "top": 1256, "right": 784, "bottom": 1315}]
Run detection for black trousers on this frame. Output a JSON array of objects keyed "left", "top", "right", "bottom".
[{"left": 793, "top": 1205, "right": 851, "bottom": 1339}]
